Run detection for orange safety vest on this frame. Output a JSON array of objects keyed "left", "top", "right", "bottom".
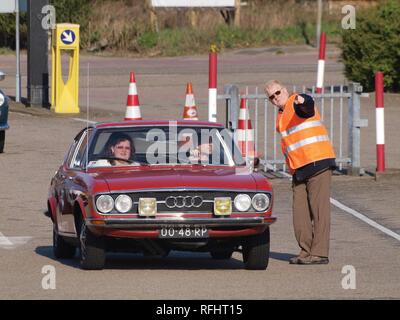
[{"left": 276, "top": 94, "right": 335, "bottom": 172}]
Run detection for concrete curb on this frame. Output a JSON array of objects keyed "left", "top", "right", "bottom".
[{"left": 374, "top": 168, "right": 400, "bottom": 181}]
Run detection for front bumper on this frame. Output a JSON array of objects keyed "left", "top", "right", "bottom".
[
  {"left": 87, "top": 217, "right": 277, "bottom": 228},
  {"left": 87, "top": 216, "right": 277, "bottom": 238}
]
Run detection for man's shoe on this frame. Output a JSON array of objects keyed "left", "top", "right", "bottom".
[
  {"left": 298, "top": 255, "right": 329, "bottom": 265},
  {"left": 289, "top": 254, "right": 309, "bottom": 264}
]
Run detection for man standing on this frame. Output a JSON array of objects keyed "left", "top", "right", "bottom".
[{"left": 265, "top": 80, "right": 336, "bottom": 265}]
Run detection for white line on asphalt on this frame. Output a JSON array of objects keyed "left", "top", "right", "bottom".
[
  {"left": 72, "top": 118, "right": 97, "bottom": 124},
  {"left": 330, "top": 198, "right": 400, "bottom": 242},
  {"left": 278, "top": 171, "right": 400, "bottom": 242},
  {"left": 0, "top": 232, "right": 32, "bottom": 249},
  {"left": 0, "top": 232, "right": 13, "bottom": 246}
]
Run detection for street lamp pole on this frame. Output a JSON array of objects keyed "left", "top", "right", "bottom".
[{"left": 15, "top": 0, "right": 21, "bottom": 103}]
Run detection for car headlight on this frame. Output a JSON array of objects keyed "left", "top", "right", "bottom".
[
  {"left": 115, "top": 194, "right": 132, "bottom": 213},
  {"left": 234, "top": 194, "right": 252, "bottom": 212},
  {"left": 96, "top": 195, "right": 114, "bottom": 213},
  {"left": 252, "top": 193, "right": 270, "bottom": 212},
  {"left": 0, "top": 93, "right": 4, "bottom": 106}
]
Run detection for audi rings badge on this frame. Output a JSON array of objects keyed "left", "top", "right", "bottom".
[{"left": 165, "top": 196, "right": 203, "bottom": 208}]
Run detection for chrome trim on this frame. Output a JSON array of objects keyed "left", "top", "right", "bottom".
[
  {"left": 69, "top": 130, "right": 88, "bottom": 168},
  {"left": 165, "top": 196, "right": 203, "bottom": 208},
  {"left": 95, "top": 123, "right": 224, "bottom": 129},
  {"left": 87, "top": 217, "right": 277, "bottom": 228},
  {"left": 94, "top": 188, "right": 272, "bottom": 196}
]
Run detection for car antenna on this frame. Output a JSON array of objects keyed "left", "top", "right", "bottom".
[{"left": 86, "top": 63, "right": 90, "bottom": 173}]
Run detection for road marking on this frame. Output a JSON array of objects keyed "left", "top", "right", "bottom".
[
  {"left": 0, "top": 232, "right": 13, "bottom": 246},
  {"left": 72, "top": 118, "right": 96, "bottom": 124},
  {"left": 277, "top": 170, "right": 400, "bottom": 242},
  {"left": 330, "top": 198, "right": 400, "bottom": 242},
  {"left": 0, "top": 232, "right": 32, "bottom": 249}
]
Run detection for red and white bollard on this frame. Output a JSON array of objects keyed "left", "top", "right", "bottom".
[
  {"left": 208, "top": 47, "right": 217, "bottom": 122},
  {"left": 316, "top": 32, "right": 326, "bottom": 94},
  {"left": 375, "top": 72, "right": 385, "bottom": 172}
]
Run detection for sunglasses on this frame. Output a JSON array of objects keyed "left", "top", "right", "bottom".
[{"left": 268, "top": 90, "right": 281, "bottom": 100}]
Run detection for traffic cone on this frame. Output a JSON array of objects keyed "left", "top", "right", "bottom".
[
  {"left": 124, "top": 71, "right": 142, "bottom": 120},
  {"left": 237, "top": 98, "right": 256, "bottom": 158},
  {"left": 183, "top": 82, "right": 199, "bottom": 120}
]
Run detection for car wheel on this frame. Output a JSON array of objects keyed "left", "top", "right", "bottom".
[
  {"left": 79, "top": 220, "right": 105, "bottom": 270},
  {"left": 242, "top": 227, "right": 270, "bottom": 270},
  {"left": 53, "top": 225, "right": 76, "bottom": 259},
  {"left": 0, "top": 131, "right": 5, "bottom": 153},
  {"left": 210, "top": 249, "right": 234, "bottom": 260}
]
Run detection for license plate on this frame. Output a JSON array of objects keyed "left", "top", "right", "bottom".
[{"left": 159, "top": 226, "right": 208, "bottom": 239}]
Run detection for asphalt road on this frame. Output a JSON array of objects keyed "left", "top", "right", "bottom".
[{"left": 0, "top": 45, "right": 399, "bottom": 299}]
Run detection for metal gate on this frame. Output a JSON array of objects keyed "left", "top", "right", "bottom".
[{"left": 218, "top": 82, "right": 369, "bottom": 175}]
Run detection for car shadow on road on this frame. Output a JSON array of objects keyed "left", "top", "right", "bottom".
[
  {"left": 35, "top": 246, "right": 245, "bottom": 270},
  {"left": 36, "top": 246, "right": 296, "bottom": 270}
]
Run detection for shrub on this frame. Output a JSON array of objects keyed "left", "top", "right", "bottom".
[{"left": 341, "top": 0, "right": 400, "bottom": 92}]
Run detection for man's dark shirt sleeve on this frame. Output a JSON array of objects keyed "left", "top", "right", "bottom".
[{"left": 294, "top": 94, "right": 315, "bottom": 118}]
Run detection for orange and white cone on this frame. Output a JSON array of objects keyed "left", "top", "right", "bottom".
[
  {"left": 183, "top": 82, "right": 199, "bottom": 120},
  {"left": 237, "top": 98, "right": 256, "bottom": 158},
  {"left": 124, "top": 71, "right": 142, "bottom": 120}
]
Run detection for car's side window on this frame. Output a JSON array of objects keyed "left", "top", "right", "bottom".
[
  {"left": 70, "top": 129, "right": 92, "bottom": 169},
  {"left": 65, "top": 130, "right": 85, "bottom": 167}
]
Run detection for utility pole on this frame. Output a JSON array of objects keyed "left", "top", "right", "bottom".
[
  {"left": 15, "top": 0, "right": 21, "bottom": 102},
  {"left": 27, "top": 0, "right": 49, "bottom": 108}
]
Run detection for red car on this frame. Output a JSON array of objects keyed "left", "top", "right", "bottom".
[{"left": 46, "top": 120, "right": 276, "bottom": 270}]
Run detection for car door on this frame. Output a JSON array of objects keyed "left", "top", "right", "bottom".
[{"left": 57, "top": 128, "right": 91, "bottom": 235}]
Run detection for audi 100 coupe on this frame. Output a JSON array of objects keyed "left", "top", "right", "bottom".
[{"left": 46, "top": 120, "right": 276, "bottom": 270}]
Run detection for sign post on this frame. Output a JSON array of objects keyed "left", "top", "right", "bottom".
[{"left": 51, "top": 24, "right": 80, "bottom": 113}]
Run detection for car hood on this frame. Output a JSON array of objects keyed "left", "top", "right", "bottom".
[{"left": 93, "top": 166, "right": 258, "bottom": 191}]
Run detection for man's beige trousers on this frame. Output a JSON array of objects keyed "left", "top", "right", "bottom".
[{"left": 292, "top": 169, "right": 332, "bottom": 258}]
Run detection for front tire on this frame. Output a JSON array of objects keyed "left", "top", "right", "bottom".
[
  {"left": 53, "top": 226, "right": 76, "bottom": 259},
  {"left": 242, "top": 227, "right": 270, "bottom": 270},
  {"left": 79, "top": 220, "right": 106, "bottom": 270}
]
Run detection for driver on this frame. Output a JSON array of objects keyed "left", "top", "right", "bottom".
[{"left": 91, "top": 132, "right": 139, "bottom": 167}]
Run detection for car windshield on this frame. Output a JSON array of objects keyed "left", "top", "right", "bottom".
[{"left": 87, "top": 126, "right": 246, "bottom": 167}]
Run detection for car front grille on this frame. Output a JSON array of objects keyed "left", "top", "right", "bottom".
[{"left": 99, "top": 190, "right": 270, "bottom": 214}]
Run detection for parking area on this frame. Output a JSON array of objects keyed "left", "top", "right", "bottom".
[{"left": 0, "top": 46, "right": 399, "bottom": 299}]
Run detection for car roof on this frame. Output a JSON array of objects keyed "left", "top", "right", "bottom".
[{"left": 94, "top": 120, "right": 225, "bottom": 129}]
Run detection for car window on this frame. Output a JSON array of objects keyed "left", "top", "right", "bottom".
[
  {"left": 65, "top": 129, "right": 86, "bottom": 166},
  {"left": 70, "top": 129, "right": 92, "bottom": 169}
]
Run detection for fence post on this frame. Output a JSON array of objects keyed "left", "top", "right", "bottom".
[
  {"left": 348, "top": 82, "right": 368, "bottom": 175},
  {"left": 224, "top": 84, "right": 239, "bottom": 130}
]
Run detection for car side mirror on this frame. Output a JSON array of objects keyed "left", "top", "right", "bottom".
[{"left": 252, "top": 157, "right": 260, "bottom": 171}]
